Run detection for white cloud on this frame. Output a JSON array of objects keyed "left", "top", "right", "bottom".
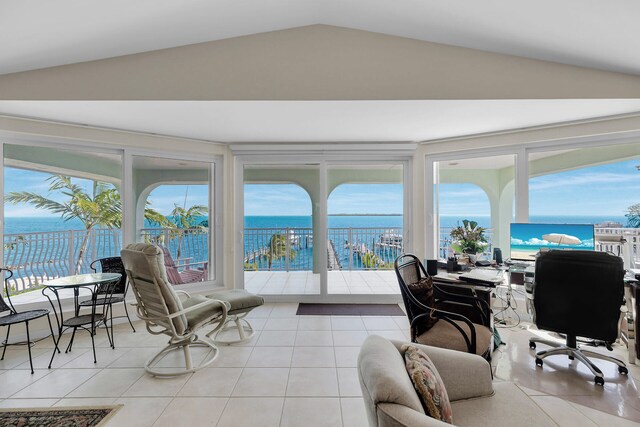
[
  {"left": 517, "top": 238, "right": 551, "bottom": 246},
  {"left": 530, "top": 172, "right": 637, "bottom": 191},
  {"left": 4, "top": 205, "right": 58, "bottom": 218}
]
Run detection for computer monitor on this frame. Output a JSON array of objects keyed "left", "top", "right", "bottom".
[{"left": 510, "top": 223, "right": 595, "bottom": 261}]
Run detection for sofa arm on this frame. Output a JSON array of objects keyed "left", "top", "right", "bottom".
[
  {"left": 378, "top": 403, "right": 452, "bottom": 427},
  {"left": 390, "top": 340, "right": 494, "bottom": 402}
]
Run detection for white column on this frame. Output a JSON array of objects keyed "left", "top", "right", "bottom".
[
  {"left": 319, "top": 162, "right": 328, "bottom": 295},
  {"left": 234, "top": 158, "right": 245, "bottom": 290},
  {"left": 515, "top": 148, "right": 529, "bottom": 223},
  {"left": 122, "top": 150, "right": 135, "bottom": 247}
]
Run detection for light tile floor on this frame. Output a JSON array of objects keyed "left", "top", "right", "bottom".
[{"left": 0, "top": 302, "right": 638, "bottom": 426}]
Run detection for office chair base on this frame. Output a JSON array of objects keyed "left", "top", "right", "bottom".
[
  {"left": 209, "top": 314, "right": 255, "bottom": 345},
  {"left": 145, "top": 335, "right": 219, "bottom": 377},
  {"left": 530, "top": 337, "right": 627, "bottom": 385}
]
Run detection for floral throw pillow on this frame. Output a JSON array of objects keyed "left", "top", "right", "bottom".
[{"left": 402, "top": 344, "right": 453, "bottom": 424}]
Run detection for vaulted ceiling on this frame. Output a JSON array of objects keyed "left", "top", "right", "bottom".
[
  {"left": 2, "top": 0, "right": 640, "bottom": 75},
  {"left": 1, "top": 1, "right": 639, "bottom": 145}
]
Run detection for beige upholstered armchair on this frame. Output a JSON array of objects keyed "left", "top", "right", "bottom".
[
  {"left": 358, "top": 335, "right": 556, "bottom": 427},
  {"left": 121, "top": 243, "right": 228, "bottom": 376}
]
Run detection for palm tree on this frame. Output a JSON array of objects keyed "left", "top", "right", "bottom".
[
  {"left": 167, "top": 204, "right": 208, "bottom": 259},
  {"left": 626, "top": 165, "right": 640, "bottom": 228},
  {"left": 263, "top": 233, "right": 295, "bottom": 271},
  {"left": 6, "top": 174, "right": 168, "bottom": 272},
  {"left": 627, "top": 203, "right": 640, "bottom": 228}
]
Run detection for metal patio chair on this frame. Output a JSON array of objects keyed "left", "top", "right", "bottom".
[{"left": 0, "top": 268, "right": 57, "bottom": 374}]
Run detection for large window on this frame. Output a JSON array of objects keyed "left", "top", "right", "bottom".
[
  {"left": 133, "top": 155, "right": 214, "bottom": 285},
  {"left": 434, "top": 155, "right": 515, "bottom": 259},
  {"left": 3, "top": 144, "right": 122, "bottom": 293},
  {"left": 529, "top": 144, "right": 640, "bottom": 226},
  {"left": 528, "top": 142, "right": 640, "bottom": 261},
  {"left": 326, "top": 164, "right": 404, "bottom": 295},
  {"left": 243, "top": 166, "right": 319, "bottom": 295}
]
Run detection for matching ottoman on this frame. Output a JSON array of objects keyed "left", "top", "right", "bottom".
[{"left": 206, "top": 289, "right": 264, "bottom": 344}]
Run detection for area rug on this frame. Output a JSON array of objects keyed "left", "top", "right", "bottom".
[
  {"left": 0, "top": 405, "right": 122, "bottom": 427},
  {"left": 297, "top": 303, "right": 405, "bottom": 316}
]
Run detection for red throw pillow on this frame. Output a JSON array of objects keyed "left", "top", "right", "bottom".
[{"left": 402, "top": 344, "right": 453, "bottom": 424}]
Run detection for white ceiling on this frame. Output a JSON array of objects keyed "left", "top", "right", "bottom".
[
  {"left": 1, "top": 100, "right": 640, "bottom": 143},
  {"left": 2, "top": 0, "right": 640, "bottom": 75}
]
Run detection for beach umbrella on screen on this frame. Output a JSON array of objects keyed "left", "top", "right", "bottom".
[{"left": 542, "top": 233, "right": 581, "bottom": 246}]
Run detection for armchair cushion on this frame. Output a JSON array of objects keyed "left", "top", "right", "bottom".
[
  {"left": 416, "top": 320, "right": 492, "bottom": 356},
  {"left": 206, "top": 289, "right": 264, "bottom": 314},
  {"left": 403, "top": 345, "right": 453, "bottom": 424},
  {"left": 122, "top": 243, "right": 188, "bottom": 334},
  {"left": 183, "top": 295, "right": 229, "bottom": 330},
  {"left": 450, "top": 382, "right": 556, "bottom": 427}
]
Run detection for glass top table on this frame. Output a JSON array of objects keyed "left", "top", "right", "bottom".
[{"left": 44, "top": 273, "right": 122, "bottom": 288}]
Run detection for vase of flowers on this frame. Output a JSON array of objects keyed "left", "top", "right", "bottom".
[{"left": 450, "top": 220, "right": 488, "bottom": 260}]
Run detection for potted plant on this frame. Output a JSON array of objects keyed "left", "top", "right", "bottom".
[{"left": 450, "top": 220, "right": 488, "bottom": 262}]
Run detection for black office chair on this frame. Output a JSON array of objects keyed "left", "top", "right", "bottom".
[
  {"left": 529, "top": 250, "right": 628, "bottom": 385},
  {"left": 0, "top": 268, "right": 57, "bottom": 374},
  {"left": 394, "top": 254, "right": 493, "bottom": 360},
  {"left": 79, "top": 257, "right": 136, "bottom": 348}
]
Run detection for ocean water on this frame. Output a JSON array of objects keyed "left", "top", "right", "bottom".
[
  {"left": 3, "top": 214, "right": 631, "bottom": 235},
  {"left": 3, "top": 214, "right": 634, "bottom": 275}
]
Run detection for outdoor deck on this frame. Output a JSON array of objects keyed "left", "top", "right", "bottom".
[{"left": 244, "top": 271, "right": 399, "bottom": 295}]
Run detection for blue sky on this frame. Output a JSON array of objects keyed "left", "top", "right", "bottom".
[
  {"left": 4, "top": 157, "right": 638, "bottom": 219},
  {"left": 438, "top": 183, "right": 491, "bottom": 217},
  {"left": 244, "top": 183, "right": 403, "bottom": 216},
  {"left": 3, "top": 167, "right": 208, "bottom": 217},
  {"left": 438, "top": 158, "right": 638, "bottom": 218},
  {"left": 529, "top": 158, "right": 638, "bottom": 216}
]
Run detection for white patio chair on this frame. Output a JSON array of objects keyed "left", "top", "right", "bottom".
[{"left": 121, "top": 243, "right": 228, "bottom": 376}]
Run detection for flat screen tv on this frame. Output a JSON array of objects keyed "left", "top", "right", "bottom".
[{"left": 510, "top": 223, "right": 595, "bottom": 261}]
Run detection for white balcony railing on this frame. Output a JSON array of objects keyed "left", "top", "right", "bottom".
[
  {"left": 243, "top": 227, "right": 403, "bottom": 272},
  {"left": 4, "top": 225, "right": 639, "bottom": 293},
  {"left": 4, "top": 229, "right": 122, "bottom": 293}
]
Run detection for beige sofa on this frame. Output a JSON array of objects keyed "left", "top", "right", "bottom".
[{"left": 358, "top": 335, "right": 556, "bottom": 427}]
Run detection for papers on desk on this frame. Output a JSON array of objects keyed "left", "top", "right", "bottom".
[
  {"left": 458, "top": 269, "right": 505, "bottom": 286},
  {"left": 432, "top": 273, "right": 463, "bottom": 284}
]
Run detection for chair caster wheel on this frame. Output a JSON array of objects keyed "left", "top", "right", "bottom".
[
  {"left": 529, "top": 342, "right": 536, "bottom": 349},
  {"left": 535, "top": 358, "right": 543, "bottom": 367},
  {"left": 618, "top": 366, "right": 628, "bottom": 375},
  {"left": 594, "top": 376, "right": 605, "bottom": 386}
]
